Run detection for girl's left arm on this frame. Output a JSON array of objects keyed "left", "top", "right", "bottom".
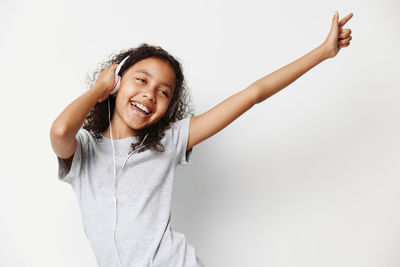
[{"left": 187, "top": 11, "right": 353, "bottom": 151}]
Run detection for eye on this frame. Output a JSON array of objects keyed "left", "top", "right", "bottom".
[
  {"left": 136, "top": 77, "right": 168, "bottom": 97},
  {"left": 159, "top": 90, "right": 169, "bottom": 97}
]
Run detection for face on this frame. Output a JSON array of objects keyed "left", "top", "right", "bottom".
[{"left": 111, "top": 57, "right": 176, "bottom": 136}]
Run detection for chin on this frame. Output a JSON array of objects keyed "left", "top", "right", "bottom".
[{"left": 128, "top": 118, "right": 157, "bottom": 131}]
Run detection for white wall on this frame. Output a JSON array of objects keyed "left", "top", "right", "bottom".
[{"left": 1, "top": 0, "right": 399, "bottom": 266}]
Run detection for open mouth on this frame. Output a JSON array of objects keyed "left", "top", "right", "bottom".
[{"left": 130, "top": 101, "right": 152, "bottom": 116}]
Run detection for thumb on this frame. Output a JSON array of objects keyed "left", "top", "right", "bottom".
[{"left": 331, "top": 11, "right": 339, "bottom": 29}]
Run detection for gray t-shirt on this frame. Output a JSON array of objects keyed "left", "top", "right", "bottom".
[{"left": 57, "top": 117, "right": 205, "bottom": 267}]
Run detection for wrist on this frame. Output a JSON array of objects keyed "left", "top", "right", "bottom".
[
  {"left": 91, "top": 82, "right": 109, "bottom": 102},
  {"left": 317, "top": 43, "right": 331, "bottom": 61}
]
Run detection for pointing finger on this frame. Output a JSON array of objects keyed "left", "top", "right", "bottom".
[{"left": 339, "top": 13, "right": 353, "bottom": 29}]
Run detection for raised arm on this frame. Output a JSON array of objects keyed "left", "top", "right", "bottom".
[
  {"left": 187, "top": 11, "right": 353, "bottom": 151},
  {"left": 50, "top": 64, "right": 118, "bottom": 166}
]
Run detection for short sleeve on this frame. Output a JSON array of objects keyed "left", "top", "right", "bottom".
[
  {"left": 56, "top": 128, "right": 87, "bottom": 185},
  {"left": 172, "top": 116, "right": 194, "bottom": 166}
]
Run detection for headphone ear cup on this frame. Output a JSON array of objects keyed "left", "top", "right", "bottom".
[
  {"left": 109, "top": 75, "right": 121, "bottom": 95},
  {"left": 110, "top": 55, "right": 130, "bottom": 95}
]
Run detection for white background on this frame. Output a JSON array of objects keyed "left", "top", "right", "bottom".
[{"left": 1, "top": 0, "right": 399, "bottom": 266}]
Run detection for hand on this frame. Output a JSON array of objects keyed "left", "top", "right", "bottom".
[
  {"left": 320, "top": 11, "right": 353, "bottom": 59},
  {"left": 95, "top": 64, "right": 118, "bottom": 103}
]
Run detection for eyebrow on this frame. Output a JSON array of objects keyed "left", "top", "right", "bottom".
[{"left": 134, "top": 69, "right": 174, "bottom": 92}]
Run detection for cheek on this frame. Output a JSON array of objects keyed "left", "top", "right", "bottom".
[
  {"left": 121, "top": 80, "right": 139, "bottom": 92},
  {"left": 159, "top": 103, "right": 169, "bottom": 114},
  {"left": 156, "top": 102, "right": 169, "bottom": 116}
]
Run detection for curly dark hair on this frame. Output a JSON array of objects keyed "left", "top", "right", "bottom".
[{"left": 83, "top": 43, "right": 195, "bottom": 154}]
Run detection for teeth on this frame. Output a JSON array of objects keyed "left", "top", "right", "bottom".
[{"left": 130, "top": 101, "right": 150, "bottom": 114}]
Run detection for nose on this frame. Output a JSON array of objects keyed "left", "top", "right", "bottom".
[{"left": 142, "top": 89, "right": 155, "bottom": 102}]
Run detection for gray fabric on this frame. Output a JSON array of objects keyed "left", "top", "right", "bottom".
[{"left": 57, "top": 117, "right": 205, "bottom": 267}]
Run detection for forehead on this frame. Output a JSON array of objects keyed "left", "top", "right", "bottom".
[{"left": 127, "top": 57, "right": 176, "bottom": 90}]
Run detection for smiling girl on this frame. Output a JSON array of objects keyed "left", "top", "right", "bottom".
[{"left": 50, "top": 11, "right": 353, "bottom": 267}]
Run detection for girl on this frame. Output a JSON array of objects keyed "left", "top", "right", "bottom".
[{"left": 50, "top": 11, "right": 353, "bottom": 267}]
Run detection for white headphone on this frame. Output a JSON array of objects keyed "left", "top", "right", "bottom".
[{"left": 106, "top": 55, "right": 149, "bottom": 267}]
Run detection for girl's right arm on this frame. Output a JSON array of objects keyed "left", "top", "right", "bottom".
[{"left": 50, "top": 64, "right": 118, "bottom": 166}]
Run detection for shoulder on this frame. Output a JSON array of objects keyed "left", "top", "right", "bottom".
[
  {"left": 56, "top": 127, "right": 93, "bottom": 183},
  {"left": 160, "top": 117, "right": 192, "bottom": 143},
  {"left": 170, "top": 117, "right": 192, "bottom": 130},
  {"left": 164, "top": 117, "right": 191, "bottom": 139},
  {"left": 78, "top": 128, "right": 96, "bottom": 143},
  {"left": 168, "top": 117, "right": 194, "bottom": 165},
  {"left": 69, "top": 128, "right": 95, "bottom": 156}
]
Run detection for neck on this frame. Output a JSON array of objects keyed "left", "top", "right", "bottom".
[{"left": 101, "top": 120, "right": 140, "bottom": 139}]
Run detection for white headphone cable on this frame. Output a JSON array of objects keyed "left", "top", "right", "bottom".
[
  {"left": 107, "top": 97, "right": 122, "bottom": 267},
  {"left": 107, "top": 97, "right": 149, "bottom": 267}
]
